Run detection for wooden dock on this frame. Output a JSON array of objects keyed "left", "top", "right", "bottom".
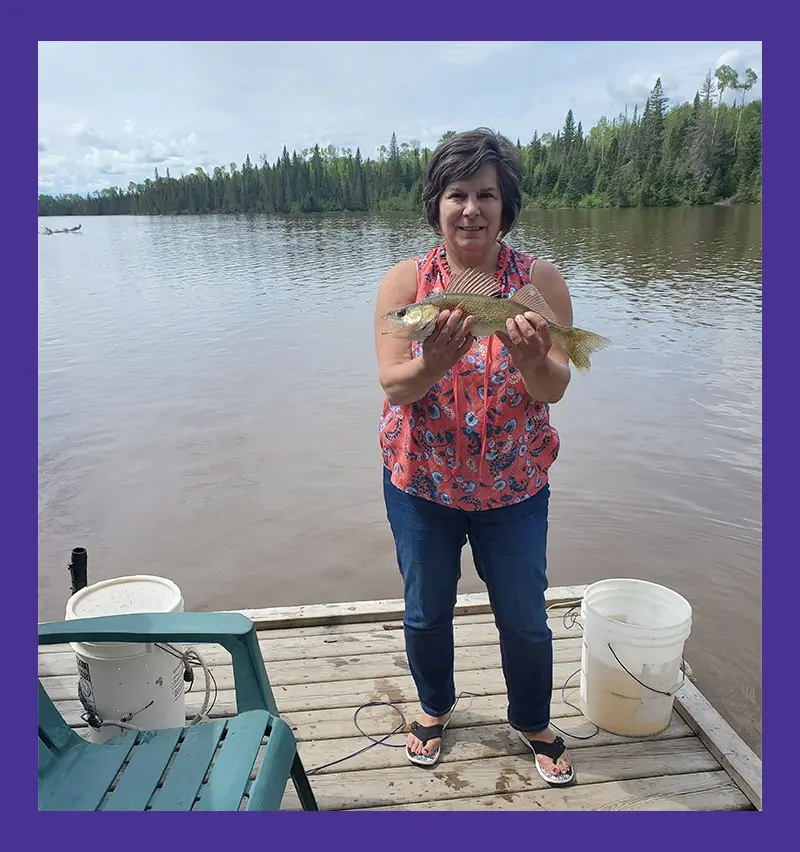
[{"left": 38, "top": 585, "right": 762, "bottom": 811}]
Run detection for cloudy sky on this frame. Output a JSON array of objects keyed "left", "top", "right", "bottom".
[{"left": 38, "top": 41, "right": 762, "bottom": 196}]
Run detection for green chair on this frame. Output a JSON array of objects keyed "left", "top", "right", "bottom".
[{"left": 38, "top": 611, "right": 318, "bottom": 811}]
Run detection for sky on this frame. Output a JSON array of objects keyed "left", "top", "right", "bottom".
[{"left": 37, "top": 41, "right": 763, "bottom": 197}]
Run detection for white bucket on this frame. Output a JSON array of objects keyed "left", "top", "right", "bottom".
[
  {"left": 579, "top": 578, "right": 692, "bottom": 737},
  {"left": 65, "top": 575, "right": 187, "bottom": 743}
]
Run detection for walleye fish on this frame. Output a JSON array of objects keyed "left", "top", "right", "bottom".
[{"left": 384, "top": 267, "right": 610, "bottom": 372}]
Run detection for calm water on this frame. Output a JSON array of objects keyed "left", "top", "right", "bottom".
[{"left": 38, "top": 206, "right": 762, "bottom": 756}]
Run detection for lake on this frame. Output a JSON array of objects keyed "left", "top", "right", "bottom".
[{"left": 37, "top": 205, "right": 762, "bottom": 756}]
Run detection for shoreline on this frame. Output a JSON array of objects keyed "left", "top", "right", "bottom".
[{"left": 37, "top": 198, "right": 762, "bottom": 218}]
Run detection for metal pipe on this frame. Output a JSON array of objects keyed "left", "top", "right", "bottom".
[{"left": 68, "top": 547, "right": 88, "bottom": 595}]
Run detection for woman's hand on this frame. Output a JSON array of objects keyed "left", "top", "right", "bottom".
[
  {"left": 497, "top": 312, "right": 552, "bottom": 372},
  {"left": 421, "top": 308, "right": 476, "bottom": 379},
  {"left": 375, "top": 261, "right": 477, "bottom": 406}
]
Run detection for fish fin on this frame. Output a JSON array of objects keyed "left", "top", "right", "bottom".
[
  {"left": 508, "top": 284, "right": 558, "bottom": 323},
  {"left": 446, "top": 267, "right": 503, "bottom": 298},
  {"left": 557, "top": 327, "right": 612, "bottom": 373}
]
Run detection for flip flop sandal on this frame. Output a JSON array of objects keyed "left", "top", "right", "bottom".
[
  {"left": 406, "top": 715, "right": 452, "bottom": 767},
  {"left": 517, "top": 731, "right": 576, "bottom": 786}
]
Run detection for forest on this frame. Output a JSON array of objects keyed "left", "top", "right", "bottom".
[{"left": 38, "top": 66, "right": 761, "bottom": 217}]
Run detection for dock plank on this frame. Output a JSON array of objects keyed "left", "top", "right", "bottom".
[
  {"left": 674, "top": 679, "right": 762, "bottom": 810},
  {"left": 233, "top": 587, "right": 586, "bottom": 629},
  {"left": 364, "top": 771, "right": 754, "bottom": 811}
]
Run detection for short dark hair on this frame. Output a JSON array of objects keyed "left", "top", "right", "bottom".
[{"left": 421, "top": 128, "right": 524, "bottom": 237}]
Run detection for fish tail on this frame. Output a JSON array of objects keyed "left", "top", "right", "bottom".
[{"left": 558, "top": 327, "right": 611, "bottom": 373}]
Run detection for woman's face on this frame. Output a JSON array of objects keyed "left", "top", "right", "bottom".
[{"left": 438, "top": 163, "right": 504, "bottom": 256}]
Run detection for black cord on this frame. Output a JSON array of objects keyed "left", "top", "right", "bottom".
[
  {"left": 305, "top": 691, "right": 482, "bottom": 775},
  {"left": 306, "top": 701, "right": 407, "bottom": 775},
  {"left": 206, "top": 668, "right": 219, "bottom": 715},
  {"left": 549, "top": 604, "right": 601, "bottom": 741},
  {"left": 304, "top": 605, "right": 605, "bottom": 774},
  {"left": 549, "top": 668, "right": 599, "bottom": 740},
  {"left": 158, "top": 603, "right": 681, "bottom": 774},
  {"left": 302, "top": 680, "right": 599, "bottom": 776},
  {"left": 302, "top": 601, "right": 692, "bottom": 771}
]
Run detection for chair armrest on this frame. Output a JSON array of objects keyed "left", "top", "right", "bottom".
[
  {"left": 38, "top": 612, "right": 280, "bottom": 716},
  {"left": 38, "top": 611, "right": 253, "bottom": 646}
]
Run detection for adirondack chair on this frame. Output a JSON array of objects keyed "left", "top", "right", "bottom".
[{"left": 38, "top": 611, "right": 318, "bottom": 811}]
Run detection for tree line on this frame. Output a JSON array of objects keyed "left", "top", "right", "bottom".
[{"left": 38, "top": 65, "right": 761, "bottom": 218}]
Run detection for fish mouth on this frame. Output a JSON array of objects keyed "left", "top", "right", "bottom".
[{"left": 382, "top": 317, "right": 407, "bottom": 335}]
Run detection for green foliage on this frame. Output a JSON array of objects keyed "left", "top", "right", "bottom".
[{"left": 38, "top": 70, "right": 761, "bottom": 217}]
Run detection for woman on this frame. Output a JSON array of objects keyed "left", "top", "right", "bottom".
[{"left": 373, "top": 128, "right": 575, "bottom": 786}]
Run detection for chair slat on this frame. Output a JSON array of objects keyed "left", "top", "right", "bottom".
[
  {"left": 245, "top": 717, "right": 298, "bottom": 811},
  {"left": 101, "top": 727, "right": 184, "bottom": 811},
  {"left": 193, "top": 711, "right": 271, "bottom": 811},
  {"left": 148, "top": 720, "right": 228, "bottom": 811}
]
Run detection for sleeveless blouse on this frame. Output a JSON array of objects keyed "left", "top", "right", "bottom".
[{"left": 379, "top": 241, "right": 561, "bottom": 511}]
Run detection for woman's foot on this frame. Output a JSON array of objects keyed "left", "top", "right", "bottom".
[
  {"left": 406, "top": 711, "right": 451, "bottom": 766},
  {"left": 519, "top": 728, "right": 575, "bottom": 785}
]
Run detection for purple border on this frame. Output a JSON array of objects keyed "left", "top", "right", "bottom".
[{"left": 29, "top": 14, "right": 776, "bottom": 840}]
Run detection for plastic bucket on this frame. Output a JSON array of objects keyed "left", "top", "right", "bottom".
[
  {"left": 65, "top": 575, "right": 187, "bottom": 743},
  {"left": 579, "top": 578, "right": 692, "bottom": 737}
]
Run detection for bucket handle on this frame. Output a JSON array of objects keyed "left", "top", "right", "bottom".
[
  {"left": 555, "top": 604, "right": 686, "bottom": 695},
  {"left": 608, "top": 643, "right": 686, "bottom": 697}
]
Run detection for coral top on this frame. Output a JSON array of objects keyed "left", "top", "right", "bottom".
[{"left": 379, "top": 242, "right": 561, "bottom": 511}]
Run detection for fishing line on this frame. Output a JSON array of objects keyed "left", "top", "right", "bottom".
[{"left": 304, "top": 601, "right": 602, "bottom": 776}]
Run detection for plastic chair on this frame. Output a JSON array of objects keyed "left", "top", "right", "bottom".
[{"left": 38, "top": 611, "right": 318, "bottom": 811}]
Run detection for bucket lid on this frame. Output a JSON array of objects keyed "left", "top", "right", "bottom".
[{"left": 66, "top": 575, "right": 183, "bottom": 621}]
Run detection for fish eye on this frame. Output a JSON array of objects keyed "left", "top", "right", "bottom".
[{"left": 396, "top": 308, "right": 407, "bottom": 318}]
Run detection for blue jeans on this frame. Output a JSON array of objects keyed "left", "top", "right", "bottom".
[{"left": 382, "top": 466, "right": 553, "bottom": 733}]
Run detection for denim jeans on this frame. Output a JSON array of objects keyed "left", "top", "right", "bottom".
[{"left": 382, "top": 466, "right": 553, "bottom": 733}]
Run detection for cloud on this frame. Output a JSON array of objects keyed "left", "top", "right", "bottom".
[
  {"left": 716, "top": 49, "right": 761, "bottom": 77},
  {"left": 67, "top": 122, "right": 118, "bottom": 150},
  {"left": 68, "top": 120, "right": 206, "bottom": 164},
  {"left": 40, "top": 117, "right": 215, "bottom": 192},
  {"left": 38, "top": 154, "right": 66, "bottom": 171},
  {"left": 606, "top": 72, "right": 666, "bottom": 109},
  {"left": 437, "top": 42, "right": 518, "bottom": 67}
]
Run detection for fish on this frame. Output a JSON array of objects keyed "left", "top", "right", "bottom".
[{"left": 383, "top": 267, "right": 611, "bottom": 373}]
